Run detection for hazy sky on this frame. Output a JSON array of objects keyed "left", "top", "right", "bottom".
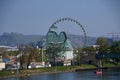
[{"left": 0, "top": 0, "right": 120, "bottom": 37}]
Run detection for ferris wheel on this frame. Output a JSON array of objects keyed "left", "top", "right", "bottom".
[{"left": 49, "top": 18, "right": 86, "bottom": 48}]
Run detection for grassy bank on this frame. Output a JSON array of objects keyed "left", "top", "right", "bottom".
[
  {"left": 0, "top": 63, "right": 120, "bottom": 78},
  {"left": 103, "top": 63, "right": 120, "bottom": 67},
  {"left": 0, "top": 65, "right": 95, "bottom": 77},
  {"left": 0, "top": 71, "right": 14, "bottom": 76}
]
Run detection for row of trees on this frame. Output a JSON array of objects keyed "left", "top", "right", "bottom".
[
  {"left": 0, "top": 43, "right": 42, "bottom": 69},
  {"left": 18, "top": 44, "right": 40, "bottom": 69},
  {"left": 1, "top": 37, "right": 120, "bottom": 69},
  {"left": 74, "top": 37, "right": 120, "bottom": 65},
  {"left": 95, "top": 37, "right": 120, "bottom": 54}
]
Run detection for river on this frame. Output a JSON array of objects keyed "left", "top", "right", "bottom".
[{"left": 1, "top": 68, "right": 120, "bottom": 80}]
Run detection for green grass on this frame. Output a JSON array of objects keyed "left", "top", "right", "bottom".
[
  {"left": 38, "top": 66, "right": 76, "bottom": 72},
  {"left": 0, "top": 65, "right": 99, "bottom": 77},
  {"left": 39, "top": 67, "right": 54, "bottom": 72},
  {"left": 55, "top": 66, "right": 76, "bottom": 71},
  {"left": 0, "top": 63, "right": 120, "bottom": 77},
  {"left": 0, "top": 70, "right": 15, "bottom": 76},
  {"left": 80, "top": 64, "right": 96, "bottom": 68},
  {"left": 103, "top": 62, "right": 120, "bottom": 67}
]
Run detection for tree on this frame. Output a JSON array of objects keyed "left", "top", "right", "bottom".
[
  {"left": 25, "top": 43, "right": 40, "bottom": 69},
  {"left": 73, "top": 48, "right": 83, "bottom": 65},
  {"left": 17, "top": 44, "right": 26, "bottom": 69},
  {"left": 45, "top": 44, "right": 63, "bottom": 66},
  {"left": 0, "top": 48, "right": 9, "bottom": 59},
  {"left": 17, "top": 44, "right": 40, "bottom": 69},
  {"left": 111, "top": 41, "right": 120, "bottom": 64},
  {"left": 96, "top": 37, "right": 110, "bottom": 67},
  {"left": 96, "top": 37, "right": 110, "bottom": 53},
  {"left": 111, "top": 41, "right": 120, "bottom": 53},
  {"left": 83, "top": 46, "right": 95, "bottom": 54}
]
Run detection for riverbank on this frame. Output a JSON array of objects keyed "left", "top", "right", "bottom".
[
  {"left": 0, "top": 66, "right": 78, "bottom": 79},
  {"left": 0, "top": 64, "right": 120, "bottom": 79}
]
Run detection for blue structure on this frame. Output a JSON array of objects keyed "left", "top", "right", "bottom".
[
  {"left": 3, "top": 58, "right": 10, "bottom": 63},
  {"left": 95, "top": 53, "right": 120, "bottom": 59}
]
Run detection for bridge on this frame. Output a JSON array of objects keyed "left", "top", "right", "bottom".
[{"left": 95, "top": 53, "right": 120, "bottom": 59}]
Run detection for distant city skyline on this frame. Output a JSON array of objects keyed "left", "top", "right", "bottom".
[{"left": 0, "top": 0, "right": 120, "bottom": 37}]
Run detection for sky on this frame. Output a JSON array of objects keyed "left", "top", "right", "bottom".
[{"left": 0, "top": 0, "right": 120, "bottom": 37}]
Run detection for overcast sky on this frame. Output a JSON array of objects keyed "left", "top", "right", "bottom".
[{"left": 0, "top": 0, "right": 120, "bottom": 37}]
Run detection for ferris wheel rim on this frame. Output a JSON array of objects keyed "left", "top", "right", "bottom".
[{"left": 50, "top": 18, "right": 87, "bottom": 48}]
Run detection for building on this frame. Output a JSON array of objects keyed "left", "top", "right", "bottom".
[
  {"left": 0, "top": 45, "right": 18, "bottom": 51},
  {"left": 0, "top": 52, "right": 5, "bottom": 70},
  {"left": 46, "top": 26, "right": 74, "bottom": 66}
]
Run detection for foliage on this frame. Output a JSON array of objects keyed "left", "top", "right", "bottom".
[
  {"left": 111, "top": 41, "right": 120, "bottom": 54},
  {"left": 83, "top": 47, "right": 95, "bottom": 54},
  {"left": 96, "top": 37, "right": 110, "bottom": 53},
  {"left": 18, "top": 44, "right": 40, "bottom": 69},
  {"left": 0, "top": 48, "right": 9, "bottom": 58},
  {"left": 45, "top": 44, "right": 63, "bottom": 63},
  {"left": 73, "top": 48, "right": 83, "bottom": 65},
  {"left": 110, "top": 41, "right": 120, "bottom": 64},
  {"left": 8, "top": 51, "right": 19, "bottom": 56}
]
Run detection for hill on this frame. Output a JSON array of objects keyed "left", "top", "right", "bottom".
[
  {"left": 0, "top": 32, "right": 44, "bottom": 46},
  {"left": 67, "top": 34, "right": 96, "bottom": 47},
  {"left": 0, "top": 32, "right": 96, "bottom": 47}
]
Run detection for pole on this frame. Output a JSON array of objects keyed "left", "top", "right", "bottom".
[
  {"left": 41, "top": 47, "right": 44, "bottom": 66},
  {"left": 16, "top": 61, "right": 19, "bottom": 80}
]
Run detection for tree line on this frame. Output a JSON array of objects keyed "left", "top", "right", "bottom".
[{"left": 0, "top": 37, "right": 120, "bottom": 69}]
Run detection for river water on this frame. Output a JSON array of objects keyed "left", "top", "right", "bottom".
[{"left": 2, "top": 68, "right": 120, "bottom": 80}]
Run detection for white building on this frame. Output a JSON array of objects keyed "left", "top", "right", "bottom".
[{"left": 0, "top": 45, "right": 18, "bottom": 51}]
